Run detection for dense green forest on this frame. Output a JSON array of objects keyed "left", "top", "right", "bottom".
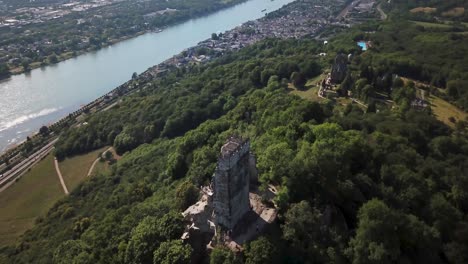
[
  {"left": 328, "top": 19, "right": 468, "bottom": 110},
  {"left": 1, "top": 1, "right": 468, "bottom": 263}
]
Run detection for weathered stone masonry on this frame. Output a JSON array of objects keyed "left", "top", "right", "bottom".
[{"left": 212, "top": 136, "right": 252, "bottom": 230}]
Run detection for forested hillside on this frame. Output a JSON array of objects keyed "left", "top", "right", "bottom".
[{"left": 1, "top": 1, "right": 468, "bottom": 263}]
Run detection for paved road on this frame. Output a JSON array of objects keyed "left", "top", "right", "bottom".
[{"left": 0, "top": 138, "right": 59, "bottom": 193}]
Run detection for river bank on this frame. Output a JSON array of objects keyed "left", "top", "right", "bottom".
[
  {"left": 2, "top": 0, "right": 250, "bottom": 77},
  {"left": 7, "top": 32, "right": 148, "bottom": 76},
  {"left": 0, "top": 0, "right": 297, "bottom": 156}
]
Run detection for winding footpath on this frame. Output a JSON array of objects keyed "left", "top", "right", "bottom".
[
  {"left": 87, "top": 147, "right": 113, "bottom": 177},
  {"left": 54, "top": 157, "right": 69, "bottom": 195}
]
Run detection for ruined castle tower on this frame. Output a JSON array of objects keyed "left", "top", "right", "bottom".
[
  {"left": 330, "top": 53, "right": 348, "bottom": 84},
  {"left": 212, "top": 136, "right": 252, "bottom": 230}
]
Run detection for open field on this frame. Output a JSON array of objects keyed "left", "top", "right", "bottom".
[
  {"left": 411, "top": 20, "right": 453, "bottom": 29},
  {"left": 89, "top": 147, "right": 120, "bottom": 176},
  {"left": 0, "top": 154, "right": 64, "bottom": 248},
  {"left": 290, "top": 85, "right": 322, "bottom": 102},
  {"left": 0, "top": 254, "right": 7, "bottom": 263},
  {"left": 289, "top": 73, "right": 327, "bottom": 101},
  {"left": 442, "top": 7, "right": 465, "bottom": 17},
  {"left": 410, "top": 7, "right": 436, "bottom": 13},
  {"left": 429, "top": 95, "right": 467, "bottom": 128},
  {"left": 307, "top": 73, "right": 327, "bottom": 87},
  {"left": 401, "top": 77, "right": 446, "bottom": 94},
  {"left": 59, "top": 147, "right": 108, "bottom": 191},
  {"left": 411, "top": 20, "right": 468, "bottom": 30},
  {"left": 92, "top": 161, "right": 111, "bottom": 176},
  {"left": 401, "top": 78, "right": 467, "bottom": 127}
]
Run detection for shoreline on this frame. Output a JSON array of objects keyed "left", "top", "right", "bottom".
[
  {"left": 3, "top": 30, "right": 150, "bottom": 77},
  {"left": 1, "top": 0, "right": 249, "bottom": 78}
]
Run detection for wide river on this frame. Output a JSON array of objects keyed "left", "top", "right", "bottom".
[{"left": 0, "top": 0, "right": 294, "bottom": 153}]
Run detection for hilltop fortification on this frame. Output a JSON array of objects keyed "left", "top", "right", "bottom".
[{"left": 213, "top": 136, "right": 252, "bottom": 230}]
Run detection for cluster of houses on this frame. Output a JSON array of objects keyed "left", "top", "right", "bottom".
[
  {"left": 0, "top": 0, "right": 117, "bottom": 27},
  {"left": 197, "top": 0, "right": 341, "bottom": 53},
  {"left": 147, "top": 0, "right": 348, "bottom": 73},
  {"left": 0, "top": 0, "right": 130, "bottom": 67}
]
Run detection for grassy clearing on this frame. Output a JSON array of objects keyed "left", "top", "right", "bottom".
[
  {"left": 289, "top": 84, "right": 323, "bottom": 102},
  {"left": 336, "top": 97, "right": 354, "bottom": 106},
  {"left": 401, "top": 78, "right": 466, "bottom": 127},
  {"left": 59, "top": 51, "right": 75, "bottom": 60},
  {"left": 29, "top": 62, "right": 42, "bottom": 69},
  {"left": 92, "top": 161, "right": 111, "bottom": 176},
  {"left": 289, "top": 73, "right": 327, "bottom": 102},
  {"left": 307, "top": 73, "right": 328, "bottom": 87},
  {"left": 59, "top": 147, "right": 108, "bottom": 191},
  {"left": 106, "top": 147, "right": 121, "bottom": 160},
  {"left": 401, "top": 77, "right": 446, "bottom": 94},
  {"left": 90, "top": 148, "right": 120, "bottom": 176},
  {"left": 0, "top": 254, "right": 7, "bottom": 263},
  {"left": 429, "top": 95, "right": 467, "bottom": 128},
  {"left": 442, "top": 7, "right": 465, "bottom": 17},
  {"left": 0, "top": 154, "right": 64, "bottom": 248},
  {"left": 411, "top": 21, "right": 453, "bottom": 29},
  {"left": 410, "top": 7, "right": 437, "bottom": 13},
  {"left": 411, "top": 20, "right": 468, "bottom": 30}
]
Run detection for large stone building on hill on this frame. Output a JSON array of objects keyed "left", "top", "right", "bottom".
[
  {"left": 330, "top": 53, "right": 348, "bottom": 84},
  {"left": 212, "top": 136, "right": 252, "bottom": 230},
  {"left": 182, "top": 136, "right": 276, "bottom": 256}
]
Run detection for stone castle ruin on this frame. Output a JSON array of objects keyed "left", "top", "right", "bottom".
[
  {"left": 330, "top": 53, "right": 348, "bottom": 84},
  {"left": 213, "top": 137, "right": 253, "bottom": 230},
  {"left": 182, "top": 136, "right": 276, "bottom": 256}
]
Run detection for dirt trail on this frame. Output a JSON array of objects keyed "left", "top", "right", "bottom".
[
  {"left": 86, "top": 147, "right": 112, "bottom": 177},
  {"left": 377, "top": 3, "right": 388, "bottom": 20},
  {"left": 54, "top": 157, "right": 69, "bottom": 195}
]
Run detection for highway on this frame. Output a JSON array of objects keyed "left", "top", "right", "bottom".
[{"left": 0, "top": 138, "right": 58, "bottom": 193}]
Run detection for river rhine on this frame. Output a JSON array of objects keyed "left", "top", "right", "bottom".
[{"left": 0, "top": 0, "right": 294, "bottom": 153}]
